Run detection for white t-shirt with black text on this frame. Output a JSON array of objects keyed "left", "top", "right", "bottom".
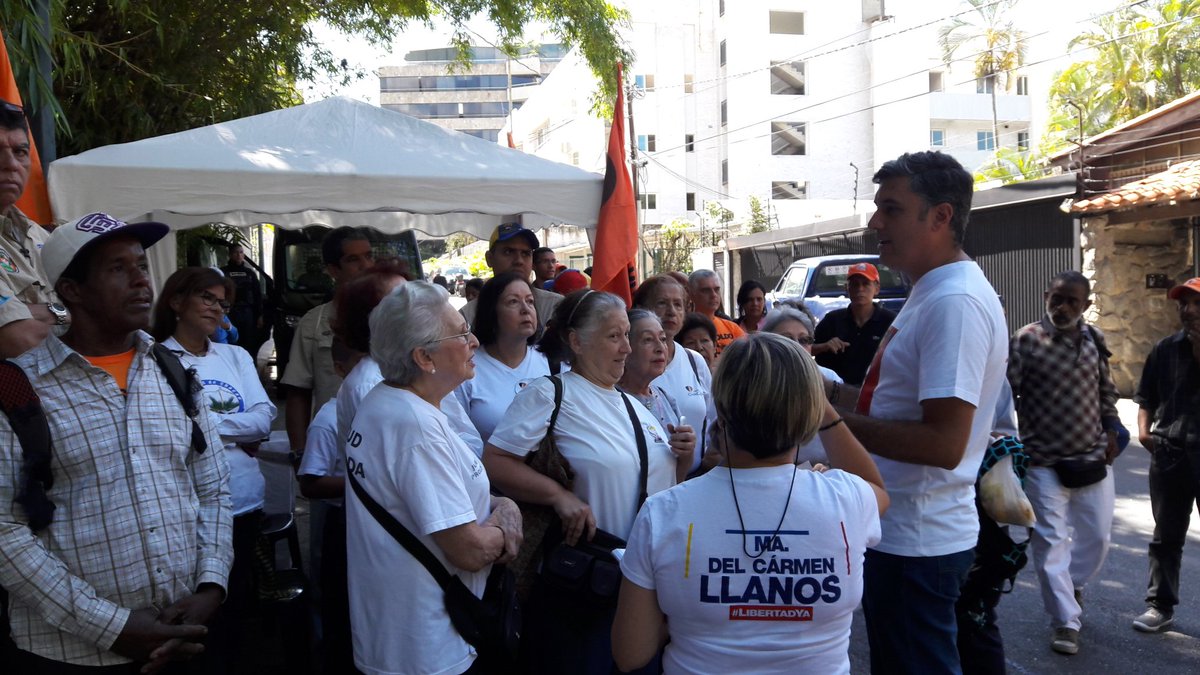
[
  {"left": 345, "top": 385, "right": 492, "bottom": 675},
  {"left": 856, "top": 260, "right": 1007, "bottom": 557},
  {"left": 454, "top": 346, "right": 550, "bottom": 442},
  {"left": 489, "top": 371, "right": 677, "bottom": 540},
  {"left": 653, "top": 346, "right": 716, "bottom": 474},
  {"left": 621, "top": 465, "right": 880, "bottom": 674}
]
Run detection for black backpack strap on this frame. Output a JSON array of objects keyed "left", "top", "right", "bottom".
[
  {"left": 685, "top": 348, "right": 700, "bottom": 379},
  {"left": 619, "top": 393, "right": 650, "bottom": 511},
  {"left": 346, "top": 470, "right": 454, "bottom": 589},
  {"left": 0, "top": 360, "right": 55, "bottom": 533},
  {"left": 150, "top": 343, "right": 207, "bottom": 454},
  {"left": 546, "top": 375, "right": 563, "bottom": 435}
]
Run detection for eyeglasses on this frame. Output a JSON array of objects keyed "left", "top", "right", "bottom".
[
  {"left": 197, "top": 291, "right": 231, "bottom": 312},
  {"left": 429, "top": 323, "right": 473, "bottom": 344},
  {"left": 797, "top": 336, "right": 815, "bottom": 346}
]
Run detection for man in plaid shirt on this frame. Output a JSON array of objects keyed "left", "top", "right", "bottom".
[
  {"left": 0, "top": 213, "right": 232, "bottom": 673},
  {"left": 1008, "top": 270, "right": 1121, "bottom": 657}
]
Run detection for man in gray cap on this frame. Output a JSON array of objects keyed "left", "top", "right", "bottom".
[{"left": 0, "top": 212, "right": 232, "bottom": 673}]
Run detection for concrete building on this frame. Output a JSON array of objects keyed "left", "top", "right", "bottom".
[{"left": 378, "top": 44, "right": 567, "bottom": 142}]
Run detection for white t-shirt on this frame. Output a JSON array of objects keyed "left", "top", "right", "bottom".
[
  {"left": 299, "top": 399, "right": 343, "bottom": 507},
  {"left": 165, "top": 337, "right": 275, "bottom": 516},
  {"left": 454, "top": 346, "right": 550, "bottom": 442},
  {"left": 345, "top": 385, "right": 492, "bottom": 675},
  {"left": 857, "top": 261, "right": 1007, "bottom": 557},
  {"left": 337, "top": 355, "right": 484, "bottom": 459},
  {"left": 796, "top": 366, "right": 844, "bottom": 466},
  {"left": 489, "top": 371, "right": 677, "bottom": 540},
  {"left": 653, "top": 346, "right": 716, "bottom": 474},
  {"left": 621, "top": 465, "right": 881, "bottom": 675}
]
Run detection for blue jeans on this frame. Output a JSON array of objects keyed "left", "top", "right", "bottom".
[{"left": 863, "top": 548, "right": 975, "bottom": 675}]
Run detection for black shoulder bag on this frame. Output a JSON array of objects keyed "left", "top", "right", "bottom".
[
  {"left": 1052, "top": 326, "right": 1112, "bottom": 488},
  {"left": 539, "top": 392, "right": 649, "bottom": 609},
  {"left": 346, "top": 471, "right": 520, "bottom": 666}
]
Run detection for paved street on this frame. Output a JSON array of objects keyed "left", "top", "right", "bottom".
[{"left": 848, "top": 398, "right": 1200, "bottom": 673}]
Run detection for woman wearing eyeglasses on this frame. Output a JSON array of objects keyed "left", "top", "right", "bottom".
[
  {"left": 151, "top": 266, "right": 277, "bottom": 671},
  {"left": 612, "top": 333, "right": 888, "bottom": 675},
  {"left": 762, "top": 307, "right": 845, "bottom": 465},
  {"left": 344, "top": 280, "right": 522, "bottom": 675}
]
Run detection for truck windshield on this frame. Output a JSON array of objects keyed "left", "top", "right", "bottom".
[
  {"left": 812, "top": 262, "right": 906, "bottom": 295},
  {"left": 282, "top": 238, "right": 420, "bottom": 294}
]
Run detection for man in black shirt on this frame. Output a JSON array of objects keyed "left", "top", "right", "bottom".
[
  {"left": 812, "top": 261, "right": 896, "bottom": 385},
  {"left": 1132, "top": 277, "right": 1200, "bottom": 634},
  {"left": 221, "top": 243, "right": 264, "bottom": 355}
]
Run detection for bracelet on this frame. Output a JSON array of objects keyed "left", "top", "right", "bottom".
[{"left": 819, "top": 417, "right": 845, "bottom": 432}]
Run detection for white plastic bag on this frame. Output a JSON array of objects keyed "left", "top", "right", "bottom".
[{"left": 978, "top": 455, "right": 1035, "bottom": 527}]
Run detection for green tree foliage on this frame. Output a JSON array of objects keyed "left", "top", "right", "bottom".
[
  {"left": 745, "top": 195, "right": 770, "bottom": 234},
  {"left": 938, "top": 0, "right": 1027, "bottom": 148},
  {"left": 1045, "top": 0, "right": 1200, "bottom": 152},
  {"left": 972, "top": 146, "right": 1048, "bottom": 185},
  {"left": 1, "top": 0, "right": 629, "bottom": 155}
]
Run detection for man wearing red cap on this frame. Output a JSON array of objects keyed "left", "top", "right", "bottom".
[
  {"left": 813, "top": 262, "right": 896, "bottom": 385},
  {"left": 1131, "top": 276, "right": 1200, "bottom": 634}
]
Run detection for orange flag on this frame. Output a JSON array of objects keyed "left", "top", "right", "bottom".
[
  {"left": 0, "top": 27, "right": 53, "bottom": 225},
  {"left": 590, "top": 63, "right": 638, "bottom": 307}
]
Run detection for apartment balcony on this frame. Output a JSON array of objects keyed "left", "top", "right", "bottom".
[{"left": 929, "top": 92, "right": 1031, "bottom": 123}]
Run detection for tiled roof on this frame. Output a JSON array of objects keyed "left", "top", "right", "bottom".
[{"left": 1066, "top": 159, "right": 1200, "bottom": 214}]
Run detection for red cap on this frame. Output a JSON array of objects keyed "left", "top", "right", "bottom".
[
  {"left": 1168, "top": 277, "right": 1200, "bottom": 300},
  {"left": 847, "top": 262, "right": 879, "bottom": 282},
  {"left": 553, "top": 269, "right": 590, "bottom": 295}
]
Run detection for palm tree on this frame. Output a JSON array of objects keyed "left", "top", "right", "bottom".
[{"left": 938, "top": 0, "right": 1028, "bottom": 152}]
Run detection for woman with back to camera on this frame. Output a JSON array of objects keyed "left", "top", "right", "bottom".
[
  {"left": 633, "top": 275, "right": 717, "bottom": 477},
  {"left": 736, "top": 279, "right": 768, "bottom": 333},
  {"left": 455, "top": 271, "right": 550, "bottom": 443},
  {"left": 612, "top": 332, "right": 889, "bottom": 675},
  {"left": 152, "top": 266, "right": 277, "bottom": 671},
  {"left": 485, "top": 289, "right": 691, "bottom": 675},
  {"left": 344, "top": 280, "right": 522, "bottom": 675}
]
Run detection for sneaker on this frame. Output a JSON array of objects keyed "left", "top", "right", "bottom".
[
  {"left": 1132, "top": 607, "right": 1174, "bottom": 633},
  {"left": 1051, "top": 627, "right": 1079, "bottom": 655}
]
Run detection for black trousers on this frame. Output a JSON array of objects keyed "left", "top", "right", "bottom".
[{"left": 1146, "top": 442, "right": 1200, "bottom": 610}]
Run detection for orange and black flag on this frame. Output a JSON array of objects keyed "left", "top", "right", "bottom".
[
  {"left": 590, "top": 62, "right": 638, "bottom": 307},
  {"left": 0, "top": 27, "right": 52, "bottom": 225}
]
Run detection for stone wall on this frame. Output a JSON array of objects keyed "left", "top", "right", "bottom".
[{"left": 1082, "top": 214, "right": 1194, "bottom": 395}]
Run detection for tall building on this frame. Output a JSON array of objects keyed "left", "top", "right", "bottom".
[
  {"left": 505, "top": 0, "right": 1045, "bottom": 232},
  {"left": 378, "top": 44, "right": 567, "bottom": 142}
]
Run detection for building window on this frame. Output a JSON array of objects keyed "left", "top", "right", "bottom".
[
  {"left": 930, "top": 129, "right": 945, "bottom": 147},
  {"left": 770, "top": 60, "right": 806, "bottom": 95},
  {"left": 772, "top": 181, "right": 808, "bottom": 200},
  {"left": 720, "top": 100, "right": 727, "bottom": 126},
  {"left": 637, "top": 134, "right": 657, "bottom": 152},
  {"left": 570, "top": 152, "right": 580, "bottom": 166},
  {"left": 769, "top": 11, "right": 805, "bottom": 34},
  {"left": 721, "top": 159, "right": 729, "bottom": 185},
  {"left": 719, "top": 40, "right": 726, "bottom": 67},
  {"left": 686, "top": 192, "right": 696, "bottom": 210},
  {"left": 460, "top": 129, "right": 500, "bottom": 143},
  {"left": 634, "top": 74, "right": 655, "bottom": 92},
  {"left": 719, "top": 0, "right": 724, "bottom": 16},
  {"left": 977, "top": 130, "right": 995, "bottom": 151},
  {"left": 771, "top": 121, "right": 807, "bottom": 155},
  {"left": 976, "top": 77, "right": 994, "bottom": 94},
  {"left": 685, "top": 134, "right": 695, "bottom": 152},
  {"left": 638, "top": 193, "right": 658, "bottom": 210},
  {"left": 1017, "top": 76, "right": 1029, "bottom": 95},
  {"left": 929, "top": 71, "right": 944, "bottom": 92},
  {"left": 1017, "top": 131, "right": 1030, "bottom": 150},
  {"left": 684, "top": 74, "right": 694, "bottom": 93}
]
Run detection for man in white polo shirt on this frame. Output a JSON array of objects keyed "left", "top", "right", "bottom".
[{"left": 826, "top": 151, "right": 1008, "bottom": 674}]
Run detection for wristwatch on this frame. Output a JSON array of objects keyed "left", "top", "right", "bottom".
[{"left": 46, "top": 302, "right": 69, "bottom": 326}]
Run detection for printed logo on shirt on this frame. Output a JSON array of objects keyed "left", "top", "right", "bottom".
[
  {"left": 696, "top": 528, "right": 844, "bottom": 621},
  {"left": 856, "top": 325, "right": 897, "bottom": 415},
  {"left": 514, "top": 378, "right": 536, "bottom": 393},
  {"left": 684, "top": 384, "right": 705, "bottom": 397},
  {"left": 201, "top": 379, "right": 245, "bottom": 414},
  {"left": 0, "top": 247, "right": 16, "bottom": 273},
  {"left": 345, "top": 453, "right": 367, "bottom": 478},
  {"left": 644, "top": 421, "right": 664, "bottom": 444}
]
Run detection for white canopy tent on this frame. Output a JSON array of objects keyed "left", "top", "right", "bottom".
[{"left": 47, "top": 96, "right": 603, "bottom": 283}]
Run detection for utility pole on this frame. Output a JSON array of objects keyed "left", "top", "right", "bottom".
[
  {"left": 32, "top": 0, "right": 55, "bottom": 171},
  {"left": 626, "top": 81, "right": 639, "bottom": 201}
]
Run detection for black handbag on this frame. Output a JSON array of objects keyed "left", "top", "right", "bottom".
[
  {"left": 347, "top": 472, "right": 520, "bottom": 666},
  {"left": 539, "top": 393, "right": 649, "bottom": 608}
]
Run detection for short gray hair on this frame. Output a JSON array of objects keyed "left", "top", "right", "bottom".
[
  {"left": 370, "top": 280, "right": 451, "bottom": 385},
  {"left": 761, "top": 307, "right": 814, "bottom": 336},
  {"left": 539, "top": 289, "right": 628, "bottom": 364},
  {"left": 688, "top": 269, "right": 719, "bottom": 291}
]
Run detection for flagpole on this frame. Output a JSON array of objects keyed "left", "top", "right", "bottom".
[{"left": 32, "top": 0, "right": 55, "bottom": 170}]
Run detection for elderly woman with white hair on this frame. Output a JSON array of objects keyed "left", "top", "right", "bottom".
[
  {"left": 613, "top": 333, "right": 888, "bottom": 674},
  {"left": 344, "top": 280, "right": 523, "bottom": 675}
]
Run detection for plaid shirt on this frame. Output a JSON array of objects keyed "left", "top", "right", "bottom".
[
  {"left": 0, "top": 332, "right": 232, "bottom": 666},
  {"left": 1008, "top": 316, "right": 1120, "bottom": 465},
  {"left": 1134, "top": 330, "right": 1200, "bottom": 450}
]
